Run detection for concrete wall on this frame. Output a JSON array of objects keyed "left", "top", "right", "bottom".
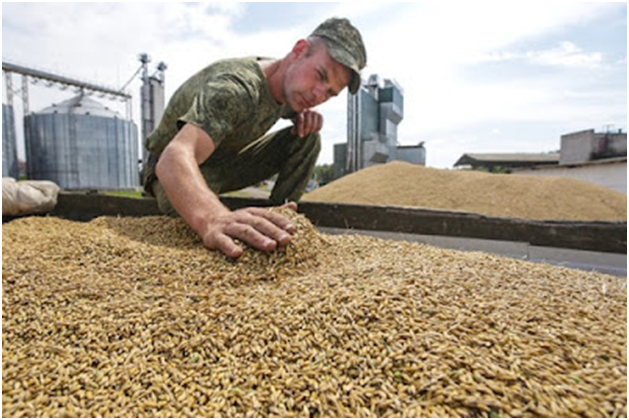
[
  {"left": 561, "top": 129, "right": 627, "bottom": 165},
  {"left": 396, "top": 147, "right": 426, "bottom": 165},
  {"left": 600, "top": 132, "right": 627, "bottom": 157},
  {"left": 362, "top": 138, "right": 391, "bottom": 167},
  {"left": 359, "top": 90, "right": 378, "bottom": 140},
  {"left": 2, "top": 104, "right": 19, "bottom": 179},
  {"left": 513, "top": 161, "right": 627, "bottom": 194},
  {"left": 560, "top": 130, "right": 597, "bottom": 164},
  {"left": 333, "top": 143, "right": 347, "bottom": 179}
]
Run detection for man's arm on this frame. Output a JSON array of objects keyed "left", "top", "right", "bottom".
[{"left": 155, "top": 123, "right": 296, "bottom": 258}]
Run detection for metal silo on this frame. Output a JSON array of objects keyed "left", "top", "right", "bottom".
[
  {"left": 2, "top": 103, "right": 19, "bottom": 179},
  {"left": 24, "top": 94, "right": 139, "bottom": 190}
]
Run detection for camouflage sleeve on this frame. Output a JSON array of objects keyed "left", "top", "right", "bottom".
[
  {"left": 178, "top": 75, "right": 254, "bottom": 149},
  {"left": 280, "top": 104, "right": 298, "bottom": 120}
]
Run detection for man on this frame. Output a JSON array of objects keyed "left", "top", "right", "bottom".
[{"left": 142, "top": 17, "right": 366, "bottom": 258}]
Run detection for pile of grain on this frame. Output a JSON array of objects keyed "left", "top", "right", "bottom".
[
  {"left": 304, "top": 161, "right": 627, "bottom": 221},
  {"left": 3, "top": 210, "right": 627, "bottom": 417}
]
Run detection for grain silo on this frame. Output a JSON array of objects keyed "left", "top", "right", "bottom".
[
  {"left": 336, "top": 74, "right": 420, "bottom": 179},
  {"left": 2, "top": 103, "right": 19, "bottom": 179},
  {"left": 24, "top": 94, "right": 139, "bottom": 190}
]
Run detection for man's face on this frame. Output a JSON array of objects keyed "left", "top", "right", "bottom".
[{"left": 283, "top": 41, "right": 352, "bottom": 113}]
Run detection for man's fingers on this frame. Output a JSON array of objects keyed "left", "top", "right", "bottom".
[
  {"left": 283, "top": 201, "right": 298, "bottom": 211},
  {"left": 225, "top": 222, "right": 278, "bottom": 252},
  {"left": 204, "top": 232, "right": 243, "bottom": 259},
  {"left": 294, "top": 111, "right": 323, "bottom": 138},
  {"left": 315, "top": 112, "right": 323, "bottom": 131},
  {"left": 301, "top": 113, "right": 310, "bottom": 136},
  {"left": 202, "top": 207, "right": 300, "bottom": 258},
  {"left": 302, "top": 111, "right": 323, "bottom": 136},
  {"left": 298, "top": 112, "right": 305, "bottom": 137},
  {"left": 240, "top": 212, "right": 290, "bottom": 246},
  {"left": 304, "top": 112, "right": 314, "bottom": 135},
  {"left": 279, "top": 202, "right": 298, "bottom": 233},
  {"left": 249, "top": 208, "right": 295, "bottom": 236}
]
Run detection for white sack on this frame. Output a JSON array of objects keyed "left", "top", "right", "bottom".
[{"left": 3, "top": 177, "right": 61, "bottom": 216}]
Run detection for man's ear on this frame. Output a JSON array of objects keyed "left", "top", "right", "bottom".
[{"left": 291, "top": 39, "right": 309, "bottom": 58}]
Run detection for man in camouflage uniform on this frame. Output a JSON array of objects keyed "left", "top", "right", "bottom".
[{"left": 142, "top": 17, "right": 366, "bottom": 258}]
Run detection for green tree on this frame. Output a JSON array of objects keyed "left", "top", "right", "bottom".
[{"left": 313, "top": 164, "right": 335, "bottom": 185}]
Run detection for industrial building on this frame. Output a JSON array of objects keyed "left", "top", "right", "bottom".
[
  {"left": 453, "top": 129, "right": 627, "bottom": 194},
  {"left": 2, "top": 55, "right": 165, "bottom": 191},
  {"left": 2, "top": 103, "right": 19, "bottom": 179},
  {"left": 139, "top": 53, "right": 167, "bottom": 165},
  {"left": 453, "top": 153, "right": 560, "bottom": 172},
  {"left": 511, "top": 129, "right": 627, "bottom": 194},
  {"left": 334, "top": 75, "right": 425, "bottom": 179},
  {"left": 25, "top": 94, "right": 139, "bottom": 190}
]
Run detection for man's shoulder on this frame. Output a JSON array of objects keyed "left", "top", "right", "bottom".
[
  {"left": 178, "top": 57, "right": 266, "bottom": 99},
  {"left": 198, "top": 57, "right": 265, "bottom": 83}
]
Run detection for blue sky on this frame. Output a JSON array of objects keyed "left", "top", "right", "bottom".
[{"left": 2, "top": 2, "right": 626, "bottom": 168}]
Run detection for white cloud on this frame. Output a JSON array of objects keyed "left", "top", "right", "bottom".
[
  {"left": 362, "top": 2, "right": 617, "bottom": 75},
  {"left": 527, "top": 41, "right": 604, "bottom": 68},
  {"left": 203, "top": 2, "right": 246, "bottom": 17},
  {"left": 479, "top": 41, "right": 606, "bottom": 69},
  {"left": 327, "top": 2, "right": 394, "bottom": 21},
  {"left": 3, "top": 4, "right": 245, "bottom": 92}
]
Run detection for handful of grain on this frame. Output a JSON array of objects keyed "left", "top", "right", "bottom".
[{"left": 2, "top": 208, "right": 626, "bottom": 417}]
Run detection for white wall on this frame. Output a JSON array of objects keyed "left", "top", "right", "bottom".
[{"left": 513, "top": 161, "right": 627, "bottom": 194}]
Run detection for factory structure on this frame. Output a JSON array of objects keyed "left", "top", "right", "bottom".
[
  {"left": 1, "top": 55, "right": 165, "bottom": 191},
  {"left": 24, "top": 94, "right": 138, "bottom": 190},
  {"left": 2, "top": 103, "right": 18, "bottom": 179},
  {"left": 454, "top": 129, "right": 627, "bottom": 194},
  {"left": 139, "top": 54, "right": 167, "bottom": 165},
  {"left": 511, "top": 129, "right": 627, "bottom": 194},
  {"left": 334, "top": 74, "right": 425, "bottom": 179}
]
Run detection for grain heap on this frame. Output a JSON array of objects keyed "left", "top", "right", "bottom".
[
  {"left": 304, "top": 161, "right": 627, "bottom": 221},
  {"left": 3, "top": 209, "right": 627, "bottom": 417}
]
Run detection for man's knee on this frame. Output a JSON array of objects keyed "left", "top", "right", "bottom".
[
  {"left": 304, "top": 130, "right": 321, "bottom": 146},
  {"left": 292, "top": 131, "right": 321, "bottom": 158}
]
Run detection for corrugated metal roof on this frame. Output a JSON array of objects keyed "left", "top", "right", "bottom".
[
  {"left": 37, "top": 94, "right": 122, "bottom": 118},
  {"left": 454, "top": 153, "right": 560, "bottom": 167},
  {"left": 514, "top": 156, "right": 627, "bottom": 171}
]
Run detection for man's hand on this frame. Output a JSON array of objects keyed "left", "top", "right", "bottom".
[
  {"left": 200, "top": 202, "right": 298, "bottom": 259},
  {"left": 156, "top": 124, "right": 300, "bottom": 260},
  {"left": 291, "top": 109, "right": 323, "bottom": 138}
]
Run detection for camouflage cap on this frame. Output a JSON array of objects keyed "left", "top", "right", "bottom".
[{"left": 310, "top": 17, "right": 367, "bottom": 94}]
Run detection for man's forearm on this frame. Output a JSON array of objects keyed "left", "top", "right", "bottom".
[{"left": 155, "top": 145, "right": 229, "bottom": 238}]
